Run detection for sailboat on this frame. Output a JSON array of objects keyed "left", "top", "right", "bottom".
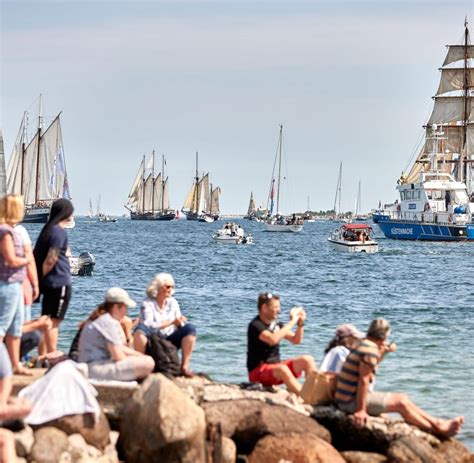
[
  {"left": 87, "top": 198, "right": 94, "bottom": 218},
  {"left": 331, "top": 161, "right": 349, "bottom": 223},
  {"left": 6, "top": 95, "right": 72, "bottom": 223},
  {"left": 373, "top": 20, "right": 474, "bottom": 241},
  {"left": 263, "top": 125, "right": 303, "bottom": 232},
  {"left": 96, "top": 195, "right": 117, "bottom": 223},
  {"left": 181, "top": 152, "right": 221, "bottom": 222},
  {"left": 126, "top": 150, "right": 176, "bottom": 221},
  {"left": 244, "top": 191, "right": 267, "bottom": 221},
  {"left": 353, "top": 180, "right": 368, "bottom": 221}
]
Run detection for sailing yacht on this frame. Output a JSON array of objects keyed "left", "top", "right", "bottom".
[
  {"left": 263, "top": 125, "right": 303, "bottom": 232},
  {"left": 7, "top": 95, "right": 72, "bottom": 223},
  {"left": 373, "top": 21, "right": 474, "bottom": 241},
  {"left": 126, "top": 150, "right": 176, "bottom": 221},
  {"left": 353, "top": 180, "right": 368, "bottom": 221},
  {"left": 331, "top": 162, "right": 349, "bottom": 223},
  {"left": 181, "top": 152, "right": 221, "bottom": 222}
]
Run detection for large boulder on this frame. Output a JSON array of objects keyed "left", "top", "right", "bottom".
[
  {"left": 120, "top": 373, "right": 206, "bottom": 463},
  {"left": 437, "top": 439, "right": 472, "bottom": 463},
  {"left": 341, "top": 451, "right": 388, "bottom": 463},
  {"left": 14, "top": 425, "right": 34, "bottom": 458},
  {"left": 30, "top": 427, "right": 69, "bottom": 463},
  {"left": 248, "top": 432, "right": 344, "bottom": 463},
  {"left": 203, "top": 399, "right": 330, "bottom": 454}
]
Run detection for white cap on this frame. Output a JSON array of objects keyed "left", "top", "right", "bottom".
[{"left": 104, "top": 287, "right": 136, "bottom": 308}]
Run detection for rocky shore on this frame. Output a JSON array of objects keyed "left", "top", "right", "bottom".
[{"left": 10, "top": 370, "right": 473, "bottom": 462}]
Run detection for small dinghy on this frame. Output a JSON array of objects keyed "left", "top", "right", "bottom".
[
  {"left": 328, "top": 223, "right": 378, "bottom": 253},
  {"left": 212, "top": 222, "right": 254, "bottom": 244},
  {"left": 69, "top": 252, "right": 96, "bottom": 276}
]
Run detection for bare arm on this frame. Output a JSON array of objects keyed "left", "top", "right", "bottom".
[
  {"left": 259, "top": 317, "right": 298, "bottom": 346},
  {"left": 285, "top": 310, "right": 306, "bottom": 345},
  {"left": 107, "top": 343, "right": 143, "bottom": 361},
  {"left": 24, "top": 243, "right": 39, "bottom": 300},
  {"left": 0, "top": 235, "right": 28, "bottom": 268},
  {"left": 42, "top": 247, "right": 60, "bottom": 277}
]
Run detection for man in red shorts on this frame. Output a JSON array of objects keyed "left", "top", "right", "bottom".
[{"left": 247, "top": 292, "right": 316, "bottom": 394}]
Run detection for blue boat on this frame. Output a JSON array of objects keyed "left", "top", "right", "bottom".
[{"left": 373, "top": 22, "right": 474, "bottom": 242}]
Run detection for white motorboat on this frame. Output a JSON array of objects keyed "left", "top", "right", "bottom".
[
  {"left": 328, "top": 223, "right": 379, "bottom": 253},
  {"left": 212, "top": 223, "right": 254, "bottom": 244},
  {"left": 264, "top": 219, "right": 303, "bottom": 233}
]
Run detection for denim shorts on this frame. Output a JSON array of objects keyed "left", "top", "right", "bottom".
[
  {"left": 0, "top": 281, "right": 24, "bottom": 337},
  {"left": 135, "top": 322, "right": 197, "bottom": 349}
]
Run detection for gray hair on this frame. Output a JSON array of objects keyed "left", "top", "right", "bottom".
[
  {"left": 146, "top": 273, "right": 175, "bottom": 298},
  {"left": 367, "top": 318, "right": 391, "bottom": 341}
]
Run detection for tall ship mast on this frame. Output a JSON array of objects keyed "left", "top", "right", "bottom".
[
  {"left": 126, "top": 150, "right": 176, "bottom": 221},
  {"left": 6, "top": 95, "right": 71, "bottom": 223},
  {"left": 373, "top": 21, "right": 474, "bottom": 241},
  {"left": 181, "top": 152, "right": 221, "bottom": 222}
]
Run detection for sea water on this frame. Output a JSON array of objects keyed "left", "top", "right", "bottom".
[{"left": 24, "top": 218, "right": 474, "bottom": 449}]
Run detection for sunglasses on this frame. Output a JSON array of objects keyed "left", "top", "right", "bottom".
[{"left": 164, "top": 284, "right": 175, "bottom": 289}]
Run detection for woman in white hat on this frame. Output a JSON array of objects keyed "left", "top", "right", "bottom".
[{"left": 78, "top": 288, "right": 154, "bottom": 381}]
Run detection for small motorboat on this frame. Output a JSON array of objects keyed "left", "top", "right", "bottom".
[
  {"left": 69, "top": 252, "right": 96, "bottom": 276},
  {"left": 212, "top": 223, "right": 254, "bottom": 244},
  {"left": 97, "top": 213, "right": 117, "bottom": 223},
  {"left": 328, "top": 223, "right": 378, "bottom": 253}
]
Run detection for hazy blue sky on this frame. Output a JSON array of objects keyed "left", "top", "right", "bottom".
[{"left": 1, "top": 0, "right": 473, "bottom": 215}]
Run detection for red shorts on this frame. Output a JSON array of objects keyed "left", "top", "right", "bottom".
[{"left": 248, "top": 359, "right": 301, "bottom": 386}]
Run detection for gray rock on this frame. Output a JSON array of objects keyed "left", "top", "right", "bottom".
[
  {"left": 248, "top": 432, "right": 344, "bottom": 463},
  {"left": 387, "top": 435, "right": 446, "bottom": 463},
  {"left": 120, "top": 373, "right": 206, "bottom": 463},
  {"left": 203, "top": 398, "right": 330, "bottom": 454},
  {"left": 30, "top": 427, "right": 69, "bottom": 463},
  {"left": 14, "top": 425, "right": 34, "bottom": 457}
]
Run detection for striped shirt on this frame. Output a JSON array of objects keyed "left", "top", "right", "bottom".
[{"left": 334, "top": 339, "right": 380, "bottom": 404}]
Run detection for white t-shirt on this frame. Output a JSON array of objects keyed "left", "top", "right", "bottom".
[
  {"left": 319, "top": 345, "right": 350, "bottom": 373},
  {"left": 15, "top": 224, "right": 32, "bottom": 246},
  {"left": 140, "top": 296, "right": 182, "bottom": 337}
]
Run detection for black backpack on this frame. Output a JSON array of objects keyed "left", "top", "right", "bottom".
[{"left": 145, "top": 333, "right": 181, "bottom": 379}]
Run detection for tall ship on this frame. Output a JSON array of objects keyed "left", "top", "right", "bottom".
[
  {"left": 126, "top": 150, "right": 176, "bottom": 221},
  {"left": 7, "top": 95, "right": 71, "bottom": 223},
  {"left": 181, "top": 152, "right": 221, "bottom": 222},
  {"left": 373, "top": 21, "right": 474, "bottom": 241},
  {"left": 263, "top": 125, "right": 303, "bottom": 232}
]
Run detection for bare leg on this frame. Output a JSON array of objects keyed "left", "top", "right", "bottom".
[
  {"left": 133, "top": 332, "right": 148, "bottom": 354},
  {"left": 180, "top": 335, "right": 196, "bottom": 371},
  {"left": 0, "top": 429, "right": 16, "bottom": 463},
  {"left": 5, "top": 335, "right": 32, "bottom": 375},
  {"left": 291, "top": 355, "right": 317, "bottom": 378},
  {"left": 44, "top": 319, "right": 61, "bottom": 353},
  {"left": 133, "top": 356, "right": 155, "bottom": 379},
  {"left": 0, "top": 377, "right": 12, "bottom": 406},
  {"left": 271, "top": 364, "right": 302, "bottom": 394}
]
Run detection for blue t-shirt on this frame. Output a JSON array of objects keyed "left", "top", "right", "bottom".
[{"left": 43, "top": 225, "right": 71, "bottom": 288}]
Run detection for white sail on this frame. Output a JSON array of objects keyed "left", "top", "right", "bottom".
[
  {"left": 162, "top": 177, "right": 170, "bottom": 210},
  {"left": 142, "top": 173, "right": 154, "bottom": 212},
  {"left": 182, "top": 183, "right": 197, "bottom": 211},
  {"left": 437, "top": 68, "right": 474, "bottom": 95},
  {"left": 428, "top": 96, "right": 474, "bottom": 125},
  {"left": 442, "top": 45, "right": 474, "bottom": 66},
  {"left": 0, "top": 130, "right": 5, "bottom": 197},
  {"left": 200, "top": 173, "right": 210, "bottom": 212},
  {"left": 128, "top": 158, "right": 144, "bottom": 205},
  {"left": 210, "top": 186, "right": 221, "bottom": 214},
  {"left": 152, "top": 173, "right": 162, "bottom": 212},
  {"left": 22, "top": 132, "right": 40, "bottom": 205},
  {"left": 6, "top": 113, "right": 27, "bottom": 196}
]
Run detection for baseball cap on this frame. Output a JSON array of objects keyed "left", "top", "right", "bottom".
[
  {"left": 104, "top": 287, "right": 136, "bottom": 308},
  {"left": 335, "top": 323, "right": 364, "bottom": 339}
]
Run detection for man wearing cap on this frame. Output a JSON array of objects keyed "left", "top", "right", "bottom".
[
  {"left": 246, "top": 293, "right": 316, "bottom": 394},
  {"left": 78, "top": 287, "right": 155, "bottom": 381},
  {"left": 319, "top": 324, "right": 364, "bottom": 374},
  {"left": 335, "top": 318, "right": 464, "bottom": 438}
]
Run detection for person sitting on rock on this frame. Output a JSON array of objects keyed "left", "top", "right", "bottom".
[
  {"left": 319, "top": 324, "right": 364, "bottom": 374},
  {"left": 335, "top": 318, "right": 464, "bottom": 438},
  {"left": 78, "top": 288, "right": 154, "bottom": 381},
  {"left": 133, "top": 273, "right": 197, "bottom": 378},
  {"left": 247, "top": 293, "right": 316, "bottom": 394}
]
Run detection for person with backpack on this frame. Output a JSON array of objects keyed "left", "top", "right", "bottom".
[
  {"left": 133, "top": 273, "right": 197, "bottom": 378},
  {"left": 78, "top": 287, "right": 154, "bottom": 381}
]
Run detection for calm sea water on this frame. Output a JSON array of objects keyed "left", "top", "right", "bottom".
[{"left": 24, "top": 218, "right": 474, "bottom": 448}]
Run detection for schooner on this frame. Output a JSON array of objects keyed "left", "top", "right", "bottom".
[
  {"left": 7, "top": 95, "right": 71, "bottom": 223},
  {"left": 373, "top": 20, "right": 474, "bottom": 241},
  {"left": 181, "top": 152, "right": 221, "bottom": 222},
  {"left": 126, "top": 150, "right": 176, "bottom": 221}
]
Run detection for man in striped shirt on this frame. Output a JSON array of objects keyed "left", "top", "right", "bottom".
[{"left": 335, "top": 318, "right": 464, "bottom": 438}]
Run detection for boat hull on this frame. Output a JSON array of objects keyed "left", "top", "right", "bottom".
[
  {"left": 372, "top": 214, "right": 473, "bottom": 241},
  {"left": 328, "top": 238, "right": 378, "bottom": 253},
  {"left": 23, "top": 207, "right": 50, "bottom": 223},
  {"left": 183, "top": 211, "right": 218, "bottom": 222},
  {"left": 131, "top": 211, "right": 176, "bottom": 221},
  {"left": 263, "top": 223, "right": 303, "bottom": 233}
]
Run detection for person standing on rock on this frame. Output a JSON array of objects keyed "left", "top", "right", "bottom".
[
  {"left": 335, "top": 318, "right": 464, "bottom": 438},
  {"left": 246, "top": 292, "right": 316, "bottom": 394},
  {"left": 133, "top": 272, "right": 197, "bottom": 377},
  {"left": 33, "top": 199, "right": 74, "bottom": 354}
]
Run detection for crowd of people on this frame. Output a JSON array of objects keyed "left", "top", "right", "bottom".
[{"left": 0, "top": 196, "right": 465, "bottom": 460}]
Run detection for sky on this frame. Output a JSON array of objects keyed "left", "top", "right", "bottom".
[{"left": 1, "top": 0, "right": 473, "bottom": 215}]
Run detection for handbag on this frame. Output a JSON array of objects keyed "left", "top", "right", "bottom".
[{"left": 300, "top": 370, "right": 337, "bottom": 405}]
